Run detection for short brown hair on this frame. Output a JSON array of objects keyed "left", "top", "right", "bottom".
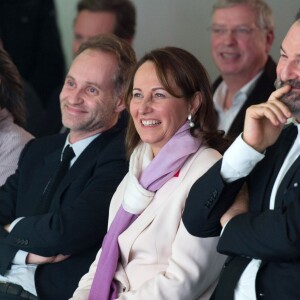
[{"left": 77, "top": 0, "right": 136, "bottom": 41}]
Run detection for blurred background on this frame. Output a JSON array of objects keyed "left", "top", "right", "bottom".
[{"left": 55, "top": 0, "right": 299, "bottom": 82}]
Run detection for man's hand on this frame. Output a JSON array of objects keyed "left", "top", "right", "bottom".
[
  {"left": 221, "top": 184, "right": 249, "bottom": 227},
  {"left": 26, "top": 253, "right": 70, "bottom": 265},
  {"left": 243, "top": 85, "right": 292, "bottom": 153}
]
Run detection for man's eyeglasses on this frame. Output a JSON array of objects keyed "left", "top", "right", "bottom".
[{"left": 209, "top": 26, "right": 258, "bottom": 38}]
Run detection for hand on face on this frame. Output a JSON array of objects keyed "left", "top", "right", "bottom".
[{"left": 243, "top": 85, "right": 292, "bottom": 152}]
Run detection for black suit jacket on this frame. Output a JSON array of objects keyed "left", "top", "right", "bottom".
[
  {"left": 183, "top": 124, "right": 300, "bottom": 299},
  {"left": 213, "top": 56, "right": 277, "bottom": 141},
  {"left": 0, "top": 122, "right": 128, "bottom": 299}
]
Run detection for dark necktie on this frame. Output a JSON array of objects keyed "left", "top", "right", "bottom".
[{"left": 35, "top": 145, "right": 75, "bottom": 214}]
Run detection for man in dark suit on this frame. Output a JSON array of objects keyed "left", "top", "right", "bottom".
[
  {"left": 183, "top": 10, "right": 300, "bottom": 300},
  {"left": 0, "top": 34, "right": 136, "bottom": 300},
  {"left": 210, "top": 0, "right": 276, "bottom": 142}
]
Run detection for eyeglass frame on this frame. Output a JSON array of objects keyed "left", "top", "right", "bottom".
[{"left": 208, "top": 24, "right": 265, "bottom": 38}]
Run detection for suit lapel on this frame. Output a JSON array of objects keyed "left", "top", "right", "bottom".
[
  {"left": 51, "top": 124, "right": 124, "bottom": 209},
  {"left": 118, "top": 172, "right": 185, "bottom": 265},
  {"left": 249, "top": 125, "right": 297, "bottom": 211},
  {"left": 275, "top": 137, "right": 300, "bottom": 208},
  {"left": 118, "top": 192, "right": 165, "bottom": 264}
]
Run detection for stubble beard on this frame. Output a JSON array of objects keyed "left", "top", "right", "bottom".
[{"left": 274, "top": 78, "right": 300, "bottom": 115}]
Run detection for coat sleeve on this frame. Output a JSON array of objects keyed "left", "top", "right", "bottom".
[
  {"left": 5, "top": 155, "right": 127, "bottom": 256},
  {"left": 0, "top": 140, "right": 34, "bottom": 274},
  {"left": 183, "top": 159, "right": 244, "bottom": 237},
  {"left": 0, "top": 135, "right": 128, "bottom": 275},
  {"left": 218, "top": 197, "right": 300, "bottom": 261}
]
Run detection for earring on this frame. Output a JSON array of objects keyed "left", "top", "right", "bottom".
[{"left": 188, "top": 113, "right": 195, "bottom": 128}]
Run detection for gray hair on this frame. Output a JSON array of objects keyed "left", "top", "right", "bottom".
[{"left": 212, "top": 0, "right": 274, "bottom": 31}]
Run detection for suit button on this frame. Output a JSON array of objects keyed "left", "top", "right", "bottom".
[{"left": 24, "top": 240, "right": 29, "bottom": 245}]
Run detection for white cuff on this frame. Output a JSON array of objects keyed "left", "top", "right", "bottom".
[{"left": 221, "top": 134, "right": 264, "bottom": 182}]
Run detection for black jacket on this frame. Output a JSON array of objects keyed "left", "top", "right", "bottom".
[
  {"left": 0, "top": 123, "right": 128, "bottom": 299},
  {"left": 183, "top": 125, "right": 300, "bottom": 299}
]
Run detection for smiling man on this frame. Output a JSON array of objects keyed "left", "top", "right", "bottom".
[
  {"left": 211, "top": 0, "right": 276, "bottom": 141},
  {"left": 183, "top": 9, "right": 300, "bottom": 300},
  {"left": 0, "top": 34, "right": 136, "bottom": 300}
]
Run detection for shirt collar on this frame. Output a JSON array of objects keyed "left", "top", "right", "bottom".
[
  {"left": 214, "top": 70, "right": 263, "bottom": 111},
  {"left": 62, "top": 133, "right": 101, "bottom": 161}
]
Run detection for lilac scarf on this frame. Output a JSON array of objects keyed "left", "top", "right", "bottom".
[{"left": 88, "top": 122, "right": 201, "bottom": 300}]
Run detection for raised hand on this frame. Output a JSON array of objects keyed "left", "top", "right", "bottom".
[{"left": 243, "top": 85, "right": 292, "bottom": 153}]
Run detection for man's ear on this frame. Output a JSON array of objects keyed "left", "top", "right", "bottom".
[
  {"left": 265, "top": 29, "right": 274, "bottom": 53},
  {"left": 114, "top": 97, "right": 126, "bottom": 113},
  {"left": 190, "top": 92, "right": 202, "bottom": 114}
]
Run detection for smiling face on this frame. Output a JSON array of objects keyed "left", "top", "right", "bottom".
[
  {"left": 275, "top": 21, "right": 300, "bottom": 117},
  {"left": 211, "top": 4, "right": 273, "bottom": 84},
  {"left": 60, "top": 49, "right": 124, "bottom": 143},
  {"left": 129, "top": 61, "right": 191, "bottom": 156}
]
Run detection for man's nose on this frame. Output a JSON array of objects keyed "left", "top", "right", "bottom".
[{"left": 280, "top": 61, "right": 299, "bottom": 82}]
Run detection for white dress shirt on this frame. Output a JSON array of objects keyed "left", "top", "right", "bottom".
[
  {"left": 214, "top": 72, "right": 263, "bottom": 133},
  {"left": 221, "top": 124, "right": 300, "bottom": 299}
]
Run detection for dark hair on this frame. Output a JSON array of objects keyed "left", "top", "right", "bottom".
[
  {"left": 124, "top": 46, "right": 228, "bottom": 156},
  {"left": 0, "top": 48, "right": 26, "bottom": 125},
  {"left": 76, "top": 34, "right": 136, "bottom": 99},
  {"left": 295, "top": 9, "right": 300, "bottom": 21},
  {"left": 77, "top": 0, "right": 136, "bottom": 41}
]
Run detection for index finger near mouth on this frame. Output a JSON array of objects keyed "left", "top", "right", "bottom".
[{"left": 272, "top": 85, "right": 291, "bottom": 99}]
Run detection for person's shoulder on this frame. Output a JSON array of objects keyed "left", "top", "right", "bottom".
[
  {"left": 25, "top": 133, "right": 66, "bottom": 153},
  {"left": 193, "top": 146, "right": 222, "bottom": 169},
  {"left": 180, "top": 146, "right": 222, "bottom": 182},
  {"left": 96, "top": 122, "right": 127, "bottom": 150}
]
